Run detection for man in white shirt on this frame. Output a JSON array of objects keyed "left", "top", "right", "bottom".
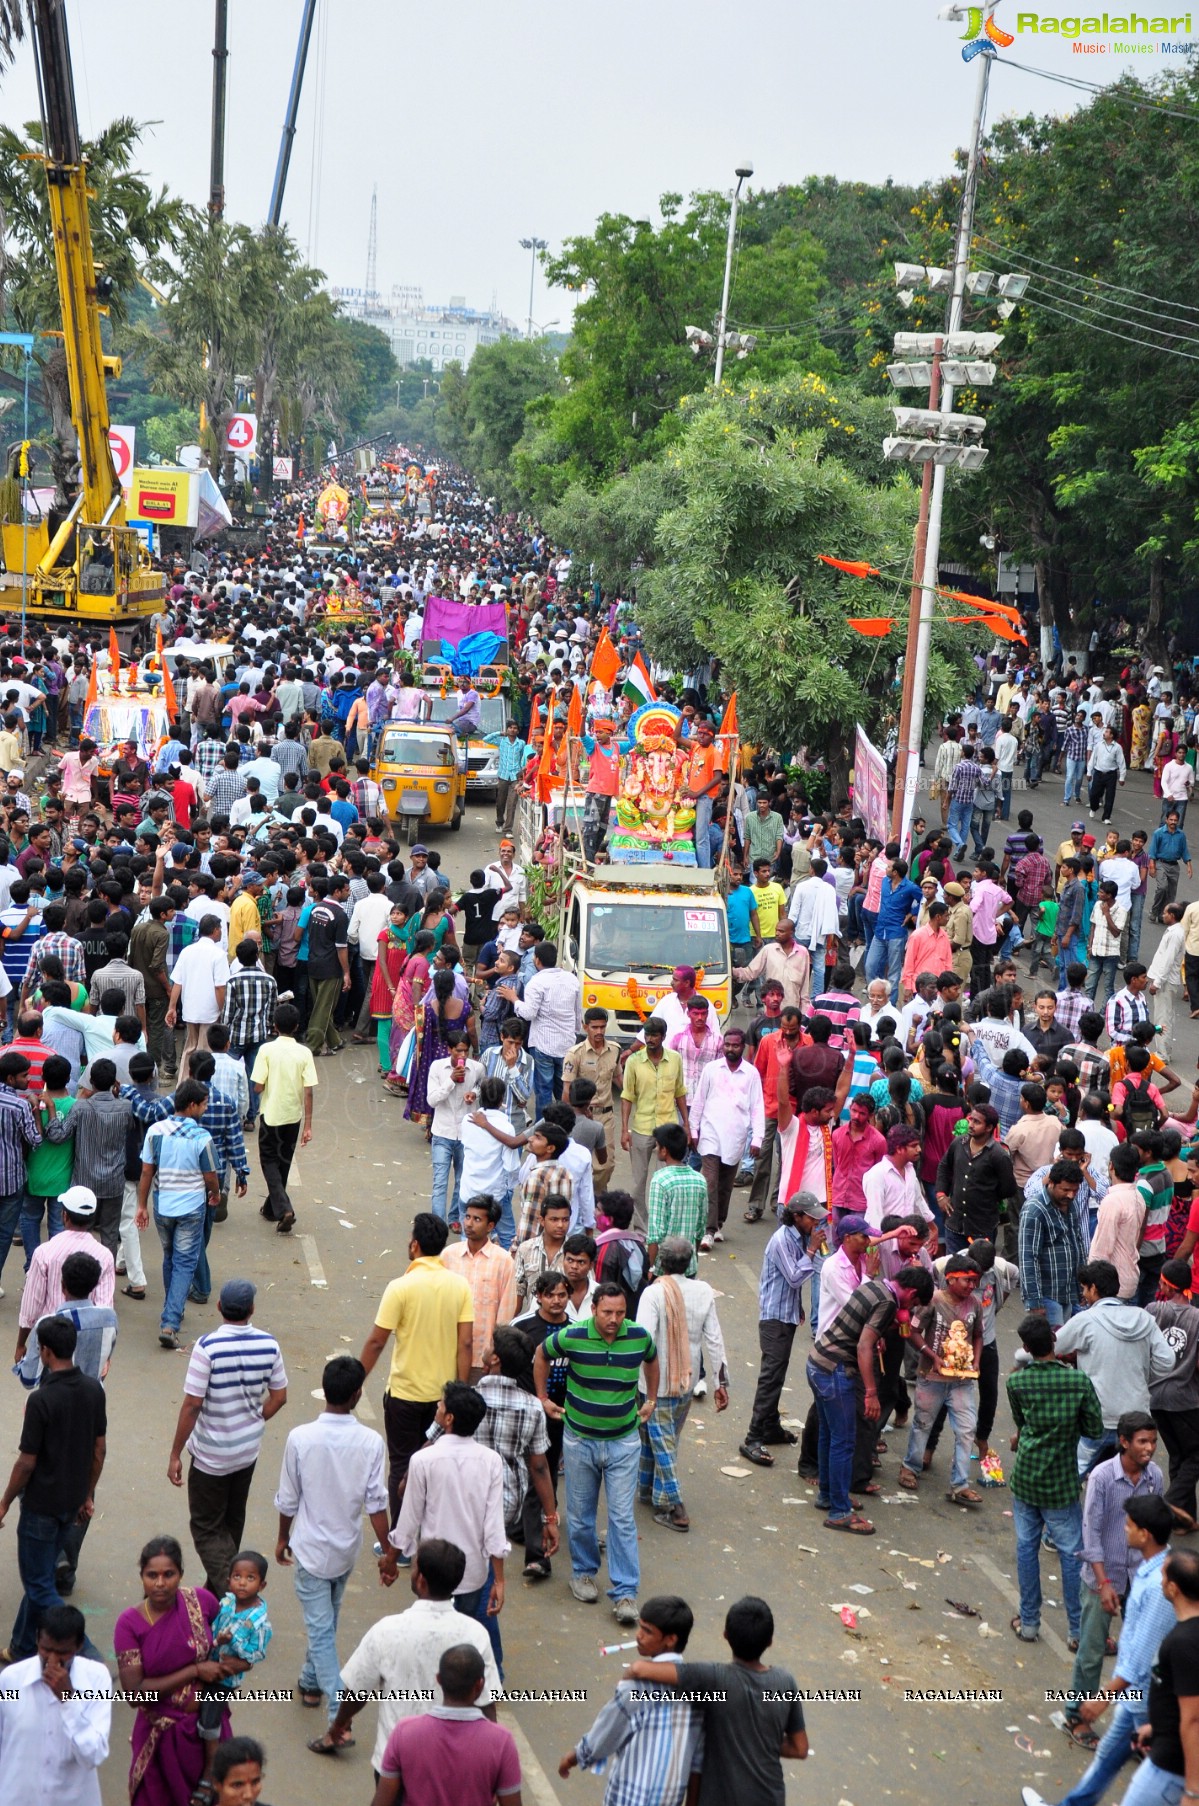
[
  {"left": 381, "top": 1383, "right": 508, "bottom": 1617},
  {"left": 166, "top": 915, "right": 230, "bottom": 1074},
  {"left": 274, "top": 1355, "right": 390, "bottom": 1734},
  {"left": 994, "top": 723, "right": 1020, "bottom": 821},
  {"left": 0, "top": 1604, "right": 111, "bottom": 1806},
  {"left": 862, "top": 1127, "right": 933, "bottom": 1229},
  {"left": 1160, "top": 746, "right": 1196, "bottom": 825},
  {"left": 348, "top": 877, "right": 393, "bottom": 1041},
  {"left": 311, "top": 1536, "right": 500, "bottom": 1760},
  {"left": 1101, "top": 841, "right": 1142, "bottom": 913},
  {"left": 787, "top": 862, "right": 841, "bottom": 999},
  {"left": 859, "top": 978, "right": 897, "bottom": 1037},
  {"left": 499, "top": 943, "right": 583, "bottom": 1118}
]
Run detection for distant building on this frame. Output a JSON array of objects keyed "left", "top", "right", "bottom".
[{"left": 331, "top": 284, "right": 518, "bottom": 372}]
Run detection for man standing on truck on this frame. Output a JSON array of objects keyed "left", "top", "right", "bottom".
[
  {"left": 449, "top": 680, "right": 482, "bottom": 741},
  {"left": 684, "top": 719, "right": 723, "bottom": 871},
  {"left": 581, "top": 718, "right": 621, "bottom": 864}
]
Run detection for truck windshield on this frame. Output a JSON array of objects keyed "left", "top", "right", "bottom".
[
  {"left": 428, "top": 695, "right": 507, "bottom": 735},
  {"left": 378, "top": 733, "right": 453, "bottom": 767},
  {"left": 584, "top": 902, "right": 728, "bottom": 974}
]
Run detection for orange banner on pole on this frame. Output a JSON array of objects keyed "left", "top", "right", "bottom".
[
  {"left": 820, "top": 555, "right": 882, "bottom": 579},
  {"left": 83, "top": 659, "right": 97, "bottom": 721},
  {"left": 566, "top": 683, "right": 583, "bottom": 740},
  {"left": 536, "top": 715, "right": 557, "bottom": 805},
  {"left": 947, "top": 613, "right": 1027, "bottom": 643},
  {"left": 108, "top": 627, "right": 121, "bottom": 685},
  {"left": 718, "top": 691, "right": 738, "bottom": 738},
  {"left": 156, "top": 626, "right": 179, "bottom": 720},
  {"left": 938, "top": 589, "right": 1022, "bottom": 624},
  {"left": 847, "top": 618, "right": 896, "bottom": 637},
  {"left": 590, "top": 626, "right": 621, "bottom": 693}
]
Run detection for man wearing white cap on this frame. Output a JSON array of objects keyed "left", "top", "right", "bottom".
[{"left": 13, "top": 1186, "right": 115, "bottom": 1371}]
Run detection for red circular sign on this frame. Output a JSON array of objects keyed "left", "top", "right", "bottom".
[{"left": 225, "top": 415, "right": 255, "bottom": 451}]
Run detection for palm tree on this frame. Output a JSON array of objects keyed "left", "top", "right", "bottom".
[{"left": 0, "top": 1, "right": 23, "bottom": 71}]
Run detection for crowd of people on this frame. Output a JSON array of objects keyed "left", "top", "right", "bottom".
[{"left": 5, "top": 451, "right": 1199, "bottom": 1806}]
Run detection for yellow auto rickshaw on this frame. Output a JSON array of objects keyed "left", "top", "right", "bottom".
[{"left": 371, "top": 720, "right": 467, "bottom": 842}]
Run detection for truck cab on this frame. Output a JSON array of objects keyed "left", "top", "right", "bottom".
[{"left": 559, "top": 863, "right": 731, "bottom": 1043}]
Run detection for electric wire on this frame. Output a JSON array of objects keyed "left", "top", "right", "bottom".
[
  {"left": 1016, "top": 283, "right": 1199, "bottom": 360},
  {"left": 999, "top": 55, "right": 1199, "bottom": 123},
  {"left": 976, "top": 233, "right": 1199, "bottom": 323},
  {"left": 1005, "top": 269, "right": 1199, "bottom": 344}
]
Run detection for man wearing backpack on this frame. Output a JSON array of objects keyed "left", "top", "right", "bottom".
[
  {"left": 591, "top": 1192, "right": 649, "bottom": 1316},
  {"left": 1112, "top": 1046, "right": 1167, "bottom": 1142},
  {"left": 1132, "top": 1127, "right": 1174, "bottom": 1306}
]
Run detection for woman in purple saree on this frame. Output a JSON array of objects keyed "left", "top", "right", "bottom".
[{"left": 113, "top": 1534, "right": 233, "bottom": 1806}]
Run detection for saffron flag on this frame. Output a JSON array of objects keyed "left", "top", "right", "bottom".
[
  {"left": 939, "top": 588, "right": 1021, "bottom": 624},
  {"left": 718, "top": 691, "right": 738, "bottom": 738},
  {"left": 947, "top": 613, "right": 1028, "bottom": 644},
  {"left": 156, "top": 626, "right": 179, "bottom": 720},
  {"left": 820, "top": 555, "right": 882, "bottom": 579},
  {"left": 847, "top": 618, "right": 896, "bottom": 637},
  {"left": 536, "top": 716, "right": 557, "bottom": 805},
  {"left": 590, "top": 626, "right": 621, "bottom": 693},
  {"left": 108, "top": 627, "right": 121, "bottom": 685},
  {"left": 83, "top": 657, "right": 97, "bottom": 721},
  {"left": 566, "top": 683, "right": 583, "bottom": 740},
  {"left": 621, "top": 652, "right": 656, "bottom": 710}
]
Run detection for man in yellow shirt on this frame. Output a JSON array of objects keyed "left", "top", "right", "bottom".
[
  {"left": 228, "top": 871, "right": 265, "bottom": 950},
  {"left": 750, "top": 857, "right": 788, "bottom": 941},
  {"left": 359, "top": 1212, "right": 474, "bottom": 1520},
  {"left": 1055, "top": 823, "right": 1087, "bottom": 893},
  {"left": 620, "top": 1018, "right": 688, "bottom": 1217}
]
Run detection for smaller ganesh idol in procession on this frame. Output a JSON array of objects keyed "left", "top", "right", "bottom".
[{"left": 608, "top": 701, "right": 697, "bottom": 865}]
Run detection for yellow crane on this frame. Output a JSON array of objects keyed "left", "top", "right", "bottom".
[{"left": 0, "top": 0, "right": 164, "bottom": 629}]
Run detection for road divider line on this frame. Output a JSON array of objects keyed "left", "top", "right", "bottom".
[
  {"left": 500, "top": 1710, "right": 563, "bottom": 1806},
  {"left": 297, "top": 1234, "right": 327, "bottom": 1288},
  {"left": 972, "top": 1550, "right": 1071, "bottom": 1663}
]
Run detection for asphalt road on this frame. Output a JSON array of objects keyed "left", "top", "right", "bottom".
[{"left": 4, "top": 760, "right": 1193, "bottom": 1806}]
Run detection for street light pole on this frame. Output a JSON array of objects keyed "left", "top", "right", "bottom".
[
  {"left": 713, "top": 164, "right": 753, "bottom": 390},
  {"left": 891, "top": 42, "right": 992, "bottom": 846},
  {"left": 519, "top": 237, "right": 548, "bottom": 339}
]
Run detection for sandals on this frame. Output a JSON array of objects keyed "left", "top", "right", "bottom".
[
  {"left": 739, "top": 1442, "right": 774, "bottom": 1467},
  {"left": 299, "top": 1687, "right": 323, "bottom": 1708},
  {"left": 276, "top": 1213, "right": 295, "bottom": 1235},
  {"left": 762, "top": 1429, "right": 799, "bottom": 1446},
  {"left": 307, "top": 1734, "right": 354, "bottom": 1755},
  {"left": 1068, "top": 1722, "right": 1100, "bottom": 1751},
  {"left": 522, "top": 1559, "right": 552, "bottom": 1579},
  {"left": 653, "top": 1506, "right": 690, "bottom": 1532},
  {"left": 742, "top": 1209, "right": 763, "bottom": 1223},
  {"left": 1010, "top": 1615, "right": 1039, "bottom": 1643},
  {"left": 121, "top": 1284, "right": 146, "bottom": 1300},
  {"left": 824, "top": 1513, "right": 875, "bottom": 1535},
  {"left": 948, "top": 1487, "right": 983, "bottom": 1507},
  {"left": 897, "top": 1467, "right": 920, "bottom": 1491}
]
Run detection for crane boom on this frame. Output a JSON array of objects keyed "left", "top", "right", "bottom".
[
  {"left": 0, "top": 0, "right": 163, "bottom": 628},
  {"left": 31, "top": 0, "right": 119, "bottom": 526},
  {"left": 268, "top": 0, "right": 318, "bottom": 230}
]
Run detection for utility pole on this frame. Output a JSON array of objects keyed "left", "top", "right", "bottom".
[
  {"left": 713, "top": 163, "right": 753, "bottom": 389},
  {"left": 209, "top": 0, "right": 228, "bottom": 219},
  {"left": 890, "top": 35, "right": 993, "bottom": 844}
]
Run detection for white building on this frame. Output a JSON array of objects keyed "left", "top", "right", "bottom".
[{"left": 331, "top": 285, "right": 517, "bottom": 372}]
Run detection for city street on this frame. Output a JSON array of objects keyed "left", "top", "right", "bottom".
[{"left": 1, "top": 758, "right": 1182, "bottom": 1806}]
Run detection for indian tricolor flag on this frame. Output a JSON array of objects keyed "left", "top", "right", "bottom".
[{"left": 621, "top": 652, "right": 656, "bottom": 711}]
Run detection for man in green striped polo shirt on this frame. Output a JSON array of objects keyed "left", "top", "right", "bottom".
[{"left": 534, "top": 1282, "right": 658, "bottom": 1627}]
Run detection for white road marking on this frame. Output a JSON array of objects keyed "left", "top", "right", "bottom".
[
  {"left": 972, "top": 1550, "right": 1072, "bottom": 1663},
  {"left": 499, "top": 1710, "right": 562, "bottom": 1805},
  {"left": 297, "top": 1234, "right": 327, "bottom": 1287},
  {"left": 731, "top": 1258, "right": 760, "bottom": 1296}
]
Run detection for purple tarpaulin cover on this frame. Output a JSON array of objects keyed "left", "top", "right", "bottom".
[{"left": 422, "top": 596, "right": 507, "bottom": 644}]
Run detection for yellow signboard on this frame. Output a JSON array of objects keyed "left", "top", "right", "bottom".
[{"left": 129, "top": 469, "right": 190, "bottom": 526}]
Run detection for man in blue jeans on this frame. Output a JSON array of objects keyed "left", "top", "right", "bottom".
[
  {"left": 0, "top": 1313, "right": 107, "bottom": 1663},
  {"left": 1021, "top": 1496, "right": 1177, "bottom": 1806},
  {"left": 534, "top": 1283, "right": 659, "bottom": 1627},
  {"left": 499, "top": 941, "right": 582, "bottom": 1119},
  {"left": 0, "top": 1048, "right": 41, "bottom": 1292},
  {"left": 805, "top": 1264, "right": 934, "bottom": 1537},
  {"left": 425, "top": 1035, "right": 486, "bottom": 1230},
  {"left": 135, "top": 1078, "right": 220, "bottom": 1351},
  {"left": 1007, "top": 1312, "right": 1104, "bottom": 1645},
  {"left": 863, "top": 858, "right": 923, "bottom": 1005}
]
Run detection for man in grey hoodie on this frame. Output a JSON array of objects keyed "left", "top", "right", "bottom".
[
  {"left": 1148, "top": 1258, "right": 1199, "bottom": 1528},
  {"left": 1054, "top": 1259, "right": 1175, "bottom": 1475}
]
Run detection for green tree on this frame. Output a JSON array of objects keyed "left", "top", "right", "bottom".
[
  {"left": 549, "top": 373, "right": 978, "bottom": 788},
  {"left": 334, "top": 314, "right": 399, "bottom": 434},
  {"left": 451, "top": 337, "right": 561, "bottom": 501},
  {"left": 0, "top": 115, "right": 182, "bottom": 495}
]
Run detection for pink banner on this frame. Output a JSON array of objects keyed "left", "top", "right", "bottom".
[
  {"left": 422, "top": 595, "right": 508, "bottom": 645},
  {"left": 852, "top": 724, "right": 890, "bottom": 845}
]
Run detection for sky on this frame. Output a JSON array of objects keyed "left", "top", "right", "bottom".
[{"left": 0, "top": 0, "right": 1161, "bottom": 326}]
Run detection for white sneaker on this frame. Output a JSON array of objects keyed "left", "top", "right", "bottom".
[
  {"left": 699, "top": 1234, "right": 713, "bottom": 1253},
  {"left": 713, "top": 1228, "right": 725, "bottom": 1243},
  {"left": 1021, "top": 1789, "right": 1049, "bottom": 1806}
]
